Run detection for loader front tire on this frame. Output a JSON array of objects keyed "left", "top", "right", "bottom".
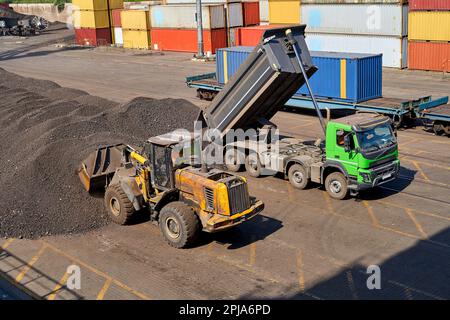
[
  {"left": 104, "top": 184, "right": 136, "bottom": 225},
  {"left": 159, "top": 202, "right": 200, "bottom": 249}
]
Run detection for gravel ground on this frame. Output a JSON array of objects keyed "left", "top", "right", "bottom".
[{"left": 0, "top": 68, "right": 199, "bottom": 239}]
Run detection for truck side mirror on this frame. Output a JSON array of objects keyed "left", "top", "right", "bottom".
[{"left": 344, "top": 135, "right": 352, "bottom": 153}]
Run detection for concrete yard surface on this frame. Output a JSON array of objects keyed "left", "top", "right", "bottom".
[{"left": 0, "top": 27, "right": 449, "bottom": 300}]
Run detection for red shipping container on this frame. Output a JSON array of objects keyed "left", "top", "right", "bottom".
[
  {"left": 150, "top": 28, "right": 227, "bottom": 54},
  {"left": 75, "top": 28, "right": 111, "bottom": 46},
  {"left": 242, "top": 2, "right": 260, "bottom": 26},
  {"left": 410, "top": 0, "right": 450, "bottom": 11},
  {"left": 408, "top": 41, "right": 450, "bottom": 72},
  {"left": 111, "top": 9, "right": 122, "bottom": 27},
  {"left": 235, "top": 25, "right": 286, "bottom": 46}
]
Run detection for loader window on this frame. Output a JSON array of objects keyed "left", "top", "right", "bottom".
[{"left": 152, "top": 145, "right": 173, "bottom": 189}]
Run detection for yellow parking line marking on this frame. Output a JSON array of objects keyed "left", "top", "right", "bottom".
[
  {"left": 346, "top": 270, "right": 359, "bottom": 300},
  {"left": 1, "top": 238, "right": 14, "bottom": 251},
  {"left": 292, "top": 121, "right": 315, "bottom": 130},
  {"left": 404, "top": 288, "right": 414, "bottom": 300},
  {"left": 411, "top": 160, "right": 430, "bottom": 181},
  {"left": 296, "top": 252, "right": 305, "bottom": 293},
  {"left": 287, "top": 184, "right": 295, "bottom": 202},
  {"left": 97, "top": 277, "right": 112, "bottom": 300},
  {"left": 15, "top": 244, "right": 47, "bottom": 283},
  {"left": 399, "top": 138, "right": 419, "bottom": 148},
  {"left": 323, "top": 192, "right": 336, "bottom": 215},
  {"left": 405, "top": 208, "right": 428, "bottom": 239},
  {"left": 47, "top": 271, "right": 70, "bottom": 301},
  {"left": 401, "top": 157, "right": 450, "bottom": 171},
  {"left": 362, "top": 201, "right": 379, "bottom": 227},
  {"left": 388, "top": 280, "right": 444, "bottom": 300},
  {"left": 249, "top": 240, "right": 256, "bottom": 266},
  {"left": 43, "top": 241, "right": 151, "bottom": 300},
  {"left": 377, "top": 200, "right": 450, "bottom": 222}
]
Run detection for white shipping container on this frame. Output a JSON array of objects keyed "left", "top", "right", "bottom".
[
  {"left": 150, "top": 4, "right": 226, "bottom": 29},
  {"left": 259, "top": 0, "right": 269, "bottom": 22},
  {"left": 227, "top": 2, "right": 244, "bottom": 27},
  {"left": 305, "top": 33, "right": 407, "bottom": 68},
  {"left": 302, "top": 4, "right": 408, "bottom": 37},
  {"left": 114, "top": 27, "right": 123, "bottom": 45}
]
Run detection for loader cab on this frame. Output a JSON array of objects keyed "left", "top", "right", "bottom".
[{"left": 146, "top": 130, "right": 198, "bottom": 190}]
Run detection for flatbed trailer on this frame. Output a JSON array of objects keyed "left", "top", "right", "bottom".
[{"left": 187, "top": 72, "right": 449, "bottom": 130}]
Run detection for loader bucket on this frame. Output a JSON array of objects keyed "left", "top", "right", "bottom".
[{"left": 78, "top": 144, "right": 126, "bottom": 192}]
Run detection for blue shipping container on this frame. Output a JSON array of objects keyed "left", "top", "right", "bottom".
[{"left": 216, "top": 47, "right": 383, "bottom": 103}]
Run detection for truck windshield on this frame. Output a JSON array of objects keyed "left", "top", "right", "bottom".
[{"left": 356, "top": 124, "right": 396, "bottom": 152}]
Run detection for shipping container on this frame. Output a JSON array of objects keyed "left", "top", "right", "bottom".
[
  {"left": 227, "top": 2, "right": 244, "bottom": 28},
  {"left": 72, "top": 10, "right": 110, "bottom": 29},
  {"left": 408, "top": 0, "right": 450, "bottom": 10},
  {"left": 216, "top": 47, "right": 382, "bottom": 102},
  {"left": 302, "top": 4, "right": 408, "bottom": 37},
  {"left": 151, "top": 28, "right": 227, "bottom": 53},
  {"left": 269, "top": 0, "right": 300, "bottom": 24},
  {"left": 235, "top": 24, "right": 283, "bottom": 46},
  {"left": 408, "top": 11, "right": 450, "bottom": 42},
  {"left": 72, "top": 0, "right": 124, "bottom": 11},
  {"left": 300, "top": 0, "right": 408, "bottom": 3},
  {"left": 150, "top": 4, "right": 225, "bottom": 30},
  {"left": 306, "top": 33, "right": 407, "bottom": 68},
  {"left": 75, "top": 28, "right": 111, "bottom": 46},
  {"left": 408, "top": 41, "right": 450, "bottom": 72},
  {"left": 114, "top": 27, "right": 123, "bottom": 45},
  {"left": 242, "top": 2, "right": 260, "bottom": 26},
  {"left": 111, "top": 9, "right": 122, "bottom": 27},
  {"left": 121, "top": 10, "right": 150, "bottom": 30},
  {"left": 228, "top": 27, "right": 240, "bottom": 47},
  {"left": 259, "top": 0, "right": 269, "bottom": 22},
  {"left": 123, "top": 29, "right": 151, "bottom": 49},
  {"left": 165, "top": 0, "right": 225, "bottom": 3}
]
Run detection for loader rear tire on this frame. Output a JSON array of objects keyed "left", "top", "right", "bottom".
[
  {"left": 104, "top": 184, "right": 136, "bottom": 225},
  {"left": 159, "top": 201, "right": 200, "bottom": 249}
]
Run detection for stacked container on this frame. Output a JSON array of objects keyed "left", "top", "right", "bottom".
[
  {"left": 121, "top": 9, "right": 151, "bottom": 49},
  {"left": 300, "top": 0, "right": 408, "bottom": 68},
  {"left": 259, "top": 0, "right": 269, "bottom": 24},
  {"left": 111, "top": 9, "right": 123, "bottom": 46},
  {"left": 72, "top": 0, "right": 123, "bottom": 46},
  {"left": 216, "top": 46, "right": 382, "bottom": 103},
  {"left": 150, "top": 4, "right": 227, "bottom": 53},
  {"left": 268, "top": 0, "right": 300, "bottom": 24},
  {"left": 408, "top": 0, "right": 450, "bottom": 72}
]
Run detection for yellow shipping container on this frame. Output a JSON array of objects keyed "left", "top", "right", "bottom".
[
  {"left": 269, "top": 0, "right": 301, "bottom": 25},
  {"left": 73, "top": 10, "right": 110, "bottom": 29},
  {"left": 409, "top": 11, "right": 450, "bottom": 41},
  {"left": 123, "top": 29, "right": 151, "bottom": 49},
  {"left": 121, "top": 10, "right": 151, "bottom": 30},
  {"left": 72, "top": 0, "right": 123, "bottom": 11}
]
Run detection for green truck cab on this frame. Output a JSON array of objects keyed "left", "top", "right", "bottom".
[{"left": 322, "top": 113, "right": 400, "bottom": 199}]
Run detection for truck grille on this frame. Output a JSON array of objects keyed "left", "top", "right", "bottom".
[
  {"left": 228, "top": 180, "right": 251, "bottom": 215},
  {"left": 372, "top": 162, "right": 397, "bottom": 180},
  {"left": 204, "top": 187, "right": 214, "bottom": 210}
]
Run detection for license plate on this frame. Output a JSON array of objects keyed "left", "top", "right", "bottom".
[{"left": 382, "top": 173, "right": 392, "bottom": 180}]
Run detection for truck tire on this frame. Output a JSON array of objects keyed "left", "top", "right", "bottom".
[
  {"left": 159, "top": 201, "right": 200, "bottom": 249},
  {"left": 325, "top": 172, "right": 348, "bottom": 200},
  {"left": 245, "top": 153, "right": 262, "bottom": 177},
  {"left": 104, "top": 184, "right": 136, "bottom": 225},
  {"left": 288, "top": 164, "right": 309, "bottom": 190},
  {"left": 224, "top": 148, "right": 243, "bottom": 172}
]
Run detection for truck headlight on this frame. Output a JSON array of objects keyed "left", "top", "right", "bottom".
[{"left": 360, "top": 172, "right": 371, "bottom": 182}]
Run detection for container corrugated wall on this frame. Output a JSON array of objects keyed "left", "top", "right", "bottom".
[
  {"left": 216, "top": 47, "right": 382, "bottom": 102},
  {"left": 121, "top": 10, "right": 151, "bottom": 30},
  {"left": 408, "top": 42, "right": 450, "bottom": 72},
  {"left": 73, "top": 10, "right": 110, "bottom": 29},
  {"left": 228, "top": 2, "right": 244, "bottom": 28},
  {"left": 306, "top": 33, "right": 407, "bottom": 68},
  {"left": 269, "top": 0, "right": 300, "bottom": 24},
  {"left": 123, "top": 29, "right": 151, "bottom": 49},
  {"left": 150, "top": 4, "right": 225, "bottom": 29},
  {"left": 302, "top": 4, "right": 408, "bottom": 37},
  {"left": 111, "top": 9, "right": 122, "bottom": 27},
  {"left": 242, "top": 2, "right": 260, "bottom": 26},
  {"left": 259, "top": 0, "right": 269, "bottom": 22},
  {"left": 75, "top": 28, "right": 111, "bottom": 46},
  {"left": 114, "top": 27, "right": 123, "bottom": 45},
  {"left": 72, "top": 0, "right": 124, "bottom": 10},
  {"left": 410, "top": 0, "right": 450, "bottom": 11},
  {"left": 300, "top": 0, "right": 408, "bottom": 3},
  {"left": 408, "top": 11, "right": 450, "bottom": 41}
]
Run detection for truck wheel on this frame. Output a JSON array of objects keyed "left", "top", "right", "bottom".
[
  {"left": 159, "top": 202, "right": 200, "bottom": 249},
  {"left": 288, "top": 164, "right": 309, "bottom": 190},
  {"left": 104, "top": 184, "right": 136, "bottom": 225},
  {"left": 224, "top": 148, "right": 243, "bottom": 172},
  {"left": 245, "top": 153, "right": 262, "bottom": 177},
  {"left": 325, "top": 172, "right": 348, "bottom": 200}
]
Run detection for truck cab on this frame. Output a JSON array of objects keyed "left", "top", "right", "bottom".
[{"left": 323, "top": 113, "right": 400, "bottom": 198}]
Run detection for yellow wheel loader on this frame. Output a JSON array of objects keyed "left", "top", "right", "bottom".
[{"left": 78, "top": 131, "right": 264, "bottom": 248}]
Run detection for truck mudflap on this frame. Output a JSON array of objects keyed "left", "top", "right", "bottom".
[{"left": 204, "top": 200, "right": 264, "bottom": 232}]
